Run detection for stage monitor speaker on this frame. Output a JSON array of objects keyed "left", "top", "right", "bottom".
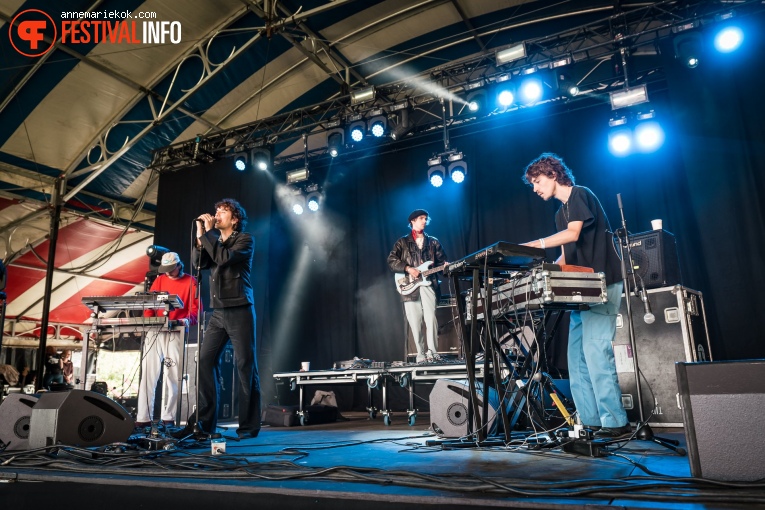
[
  {"left": 28, "top": 390, "right": 134, "bottom": 448},
  {"left": 0, "top": 394, "right": 39, "bottom": 451},
  {"left": 629, "top": 229, "right": 681, "bottom": 290},
  {"left": 614, "top": 286, "right": 711, "bottom": 426},
  {"left": 429, "top": 379, "right": 499, "bottom": 438},
  {"left": 676, "top": 360, "right": 765, "bottom": 482}
]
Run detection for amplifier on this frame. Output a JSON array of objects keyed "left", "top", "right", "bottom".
[
  {"left": 628, "top": 230, "right": 681, "bottom": 290},
  {"left": 613, "top": 285, "right": 711, "bottom": 426}
]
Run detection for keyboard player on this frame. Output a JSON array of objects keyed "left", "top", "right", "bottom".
[
  {"left": 520, "top": 153, "right": 630, "bottom": 439},
  {"left": 135, "top": 251, "right": 199, "bottom": 429}
]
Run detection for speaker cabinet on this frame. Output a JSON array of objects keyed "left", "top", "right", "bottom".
[
  {"left": 676, "top": 360, "right": 765, "bottom": 481},
  {"left": 0, "top": 394, "right": 39, "bottom": 451},
  {"left": 177, "top": 343, "right": 238, "bottom": 424},
  {"left": 629, "top": 229, "right": 681, "bottom": 290},
  {"left": 614, "top": 286, "right": 711, "bottom": 426},
  {"left": 28, "top": 390, "right": 134, "bottom": 448},
  {"left": 429, "top": 379, "right": 498, "bottom": 438}
]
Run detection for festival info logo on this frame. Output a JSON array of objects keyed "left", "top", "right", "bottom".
[{"left": 10, "top": 9, "right": 57, "bottom": 57}]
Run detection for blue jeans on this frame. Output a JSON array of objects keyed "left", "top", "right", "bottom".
[{"left": 567, "top": 282, "right": 628, "bottom": 428}]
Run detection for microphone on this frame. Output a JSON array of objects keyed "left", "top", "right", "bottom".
[{"left": 638, "top": 282, "right": 655, "bottom": 324}]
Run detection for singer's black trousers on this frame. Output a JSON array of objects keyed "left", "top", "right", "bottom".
[{"left": 197, "top": 304, "right": 261, "bottom": 434}]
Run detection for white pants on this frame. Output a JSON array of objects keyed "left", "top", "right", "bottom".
[
  {"left": 404, "top": 286, "right": 439, "bottom": 356},
  {"left": 136, "top": 330, "right": 183, "bottom": 423}
]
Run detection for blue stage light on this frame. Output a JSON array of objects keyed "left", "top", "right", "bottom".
[
  {"left": 292, "top": 203, "right": 304, "bottom": 215},
  {"left": 428, "top": 165, "right": 445, "bottom": 187},
  {"left": 370, "top": 120, "right": 385, "bottom": 138},
  {"left": 635, "top": 121, "right": 665, "bottom": 152},
  {"left": 451, "top": 168, "right": 465, "bottom": 184},
  {"left": 497, "top": 89, "right": 514, "bottom": 107},
  {"left": 350, "top": 126, "right": 364, "bottom": 142},
  {"left": 608, "top": 130, "right": 632, "bottom": 156},
  {"left": 714, "top": 26, "right": 743, "bottom": 53},
  {"left": 234, "top": 155, "right": 247, "bottom": 171},
  {"left": 519, "top": 78, "right": 543, "bottom": 104}
]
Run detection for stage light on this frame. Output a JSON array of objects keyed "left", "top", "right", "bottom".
[
  {"left": 496, "top": 43, "right": 526, "bottom": 65},
  {"left": 146, "top": 245, "right": 169, "bottom": 266},
  {"left": 610, "top": 85, "right": 649, "bottom": 109},
  {"left": 714, "top": 26, "right": 743, "bottom": 53},
  {"left": 428, "top": 165, "right": 446, "bottom": 187},
  {"left": 448, "top": 161, "right": 467, "bottom": 184},
  {"left": 290, "top": 194, "right": 306, "bottom": 215},
  {"left": 251, "top": 147, "right": 271, "bottom": 171},
  {"left": 465, "top": 89, "right": 486, "bottom": 113},
  {"left": 634, "top": 121, "right": 665, "bottom": 152},
  {"left": 497, "top": 87, "right": 515, "bottom": 107},
  {"left": 306, "top": 192, "right": 321, "bottom": 212},
  {"left": 350, "top": 86, "right": 376, "bottom": 105},
  {"left": 368, "top": 115, "right": 386, "bottom": 138},
  {"left": 519, "top": 76, "right": 543, "bottom": 104},
  {"left": 568, "top": 85, "right": 579, "bottom": 97},
  {"left": 327, "top": 129, "right": 344, "bottom": 158},
  {"left": 390, "top": 107, "right": 413, "bottom": 141},
  {"left": 674, "top": 32, "right": 702, "bottom": 68},
  {"left": 286, "top": 168, "right": 309, "bottom": 184},
  {"left": 233, "top": 153, "right": 247, "bottom": 171},
  {"left": 348, "top": 120, "right": 366, "bottom": 143},
  {"left": 608, "top": 129, "right": 632, "bottom": 156}
]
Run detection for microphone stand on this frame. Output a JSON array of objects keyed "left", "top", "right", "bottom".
[
  {"left": 183, "top": 220, "right": 208, "bottom": 440},
  {"left": 615, "top": 194, "right": 685, "bottom": 455}
]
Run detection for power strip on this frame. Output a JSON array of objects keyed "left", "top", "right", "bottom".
[{"left": 562, "top": 438, "right": 607, "bottom": 457}]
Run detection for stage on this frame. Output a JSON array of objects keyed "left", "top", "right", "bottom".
[{"left": 2, "top": 409, "right": 762, "bottom": 510}]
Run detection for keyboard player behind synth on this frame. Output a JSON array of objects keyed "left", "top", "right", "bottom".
[
  {"left": 135, "top": 252, "right": 199, "bottom": 431},
  {"left": 520, "top": 153, "right": 629, "bottom": 439}
]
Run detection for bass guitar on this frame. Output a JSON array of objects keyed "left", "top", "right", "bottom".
[{"left": 394, "top": 261, "right": 447, "bottom": 295}]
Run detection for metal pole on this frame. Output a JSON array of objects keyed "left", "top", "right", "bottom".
[{"left": 35, "top": 177, "right": 66, "bottom": 391}]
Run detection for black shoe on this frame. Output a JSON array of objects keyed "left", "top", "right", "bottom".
[
  {"left": 236, "top": 428, "right": 260, "bottom": 439},
  {"left": 593, "top": 424, "right": 632, "bottom": 438},
  {"left": 171, "top": 422, "right": 211, "bottom": 441},
  {"left": 583, "top": 424, "right": 601, "bottom": 431}
]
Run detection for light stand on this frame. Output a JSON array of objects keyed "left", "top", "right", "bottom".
[{"left": 615, "top": 193, "right": 685, "bottom": 455}]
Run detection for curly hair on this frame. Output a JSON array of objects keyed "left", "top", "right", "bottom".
[
  {"left": 215, "top": 198, "right": 248, "bottom": 232},
  {"left": 522, "top": 153, "right": 576, "bottom": 187}
]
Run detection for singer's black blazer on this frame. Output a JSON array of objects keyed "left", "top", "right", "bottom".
[{"left": 194, "top": 230, "right": 254, "bottom": 309}]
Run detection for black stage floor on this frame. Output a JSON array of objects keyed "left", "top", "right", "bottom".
[{"left": 2, "top": 412, "right": 763, "bottom": 510}]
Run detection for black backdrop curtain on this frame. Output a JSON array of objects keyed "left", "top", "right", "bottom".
[{"left": 155, "top": 17, "right": 765, "bottom": 409}]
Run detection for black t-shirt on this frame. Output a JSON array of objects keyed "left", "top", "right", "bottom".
[{"left": 555, "top": 186, "right": 622, "bottom": 285}]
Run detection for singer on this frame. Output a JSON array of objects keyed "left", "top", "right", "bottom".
[
  {"left": 176, "top": 198, "right": 261, "bottom": 440},
  {"left": 521, "top": 153, "right": 630, "bottom": 439}
]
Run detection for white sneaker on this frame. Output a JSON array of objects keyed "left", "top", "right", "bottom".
[
  {"left": 426, "top": 351, "right": 441, "bottom": 362},
  {"left": 416, "top": 353, "right": 427, "bottom": 363}
]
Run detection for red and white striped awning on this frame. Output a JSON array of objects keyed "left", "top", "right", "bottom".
[{"left": 1, "top": 197, "right": 152, "bottom": 346}]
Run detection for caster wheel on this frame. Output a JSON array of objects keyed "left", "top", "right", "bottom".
[
  {"left": 383, "top": 415, "right": 391, "bottom": 426},
  {"left": 369, "top": 410, "right": 377, "bottom": 419},
  {"left": 300, "top": 415, "right": 308, "bottom": 426},
  {"left": 408, "top": 414, "right": 416, "bottom": 426}
]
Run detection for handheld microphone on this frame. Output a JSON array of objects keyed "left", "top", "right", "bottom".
[
  {"left": 195, "top": 218, "right": 205, "bottom": 223},
  {"left": 639, "top": 282, "right": 655, "bottom": 324}
]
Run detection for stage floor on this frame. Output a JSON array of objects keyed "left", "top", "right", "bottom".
[{"left": 2, "top": 412, "right": 761, "bottom": 510}]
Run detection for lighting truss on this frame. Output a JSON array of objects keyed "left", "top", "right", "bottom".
[{"left": 148, "top": 0, "right": 760, "bottom": 174}]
